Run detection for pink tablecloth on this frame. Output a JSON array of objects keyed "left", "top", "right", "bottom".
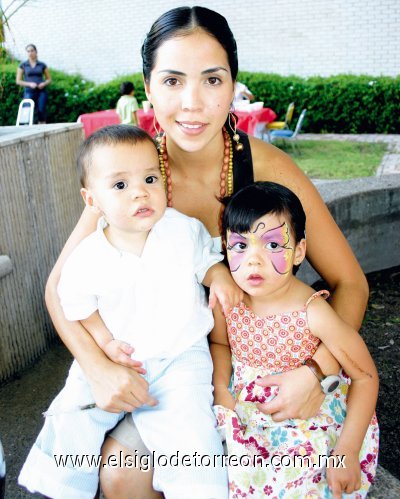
[
  {"left": 78, "top": 108, "right": 277, "bottom": 138},
  {"left": 235, "top": 107, "right": 277, "bottom": 136},
  {"left": 78, "top": 109, "right": 155, "bottom": 138}
]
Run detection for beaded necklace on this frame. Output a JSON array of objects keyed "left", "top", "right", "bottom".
[{"left": 158, "top": 128, "right": 233, "bottom": 207}]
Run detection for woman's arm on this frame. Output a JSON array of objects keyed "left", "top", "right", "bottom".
[
  {"left": 46, "top": 206, "right": 156, "bottom": 411},
  {"left": 16, "top": 67, "right": 35, "bottom": 88},
  {"left": 38, "top": 67, "right": 51, "bottom": 89},
  {"left": 250, "top": 138, "right": 369, "bottom": 419}
]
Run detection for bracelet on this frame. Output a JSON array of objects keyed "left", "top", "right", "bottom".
[{"left": 304, "top": 358, "right": 324, "bottom": 382}]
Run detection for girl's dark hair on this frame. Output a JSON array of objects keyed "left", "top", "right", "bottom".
[
  {"left": 25, "top": 44, "right": 37, "bottom": 51},
  {"left": 142, "top": 6, "right": 238, "bottom": 82},
  {"left": 77, "top": 125, "right": 156, "bottom": 188},
  {"left": 120, "top": 81, "right": 135, "bottom": 95},
  {"left": 222, "top": 181, "right": 306, "bottom": 244}
]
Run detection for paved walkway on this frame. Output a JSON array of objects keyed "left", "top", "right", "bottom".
[{"left": 299, "top": 133, "right": 400, "bottom": 176}]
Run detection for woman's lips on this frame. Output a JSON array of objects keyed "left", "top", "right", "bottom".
[{"left": 176, "top": 121, "right": 207, "bottom": 135}]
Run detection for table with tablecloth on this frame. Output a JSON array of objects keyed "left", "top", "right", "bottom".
[{"left": 78, "top": 108, "right": 276, "bottom": 139}]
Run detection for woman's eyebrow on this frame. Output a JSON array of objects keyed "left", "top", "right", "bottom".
[
  {"left": 201, "top": 67, "right": 229, "bottom": 74},
  {"left": 157, "top": 69, "right": 186, "bottom": 76}
]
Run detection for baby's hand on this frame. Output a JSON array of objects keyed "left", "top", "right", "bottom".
[
  {"left": 208, "top": 269, "right": 243, "bottom": 316},
  {"left": 326, "top": 449, "right": 361, "bottom": 498},
  {"left": 103, "top": 340, "right": 146, "bottom": 374}
]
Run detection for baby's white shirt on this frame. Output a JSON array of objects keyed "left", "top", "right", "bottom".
[{"left": 57, "top": 208, "right": 223, "bottom": 360}]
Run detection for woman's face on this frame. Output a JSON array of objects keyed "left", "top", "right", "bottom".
[
  {"left": 26, "top": 46, "right": 37, "bottom": 59},
  {"left": 145, "top": 30, "right": 235, "bottom": 153}
]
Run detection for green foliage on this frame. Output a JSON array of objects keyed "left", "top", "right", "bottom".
[
  {"left": 1, "top": 61, "right": 399, "bottom": 133},
  {"left": 238, "top": 71, "right": 400, "bottom": 133}
]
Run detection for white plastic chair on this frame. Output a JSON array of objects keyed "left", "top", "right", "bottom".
[
  {"left": 269, "top": 109, "right": 307, "bottom": 154},
  {"left": 16, "top": 99, "right": 35, "bottom": 126}
]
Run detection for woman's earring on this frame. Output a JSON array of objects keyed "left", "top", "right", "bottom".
[
  {"left": 228, "top": 111, "right": 243, "bottom": 152},
  {"left": 153, "top": 117, "right": 163, "bottom": 149}
]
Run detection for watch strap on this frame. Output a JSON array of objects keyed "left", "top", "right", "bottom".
[{"left": 304, "top": 358, "right": 325, "bottom": 382}]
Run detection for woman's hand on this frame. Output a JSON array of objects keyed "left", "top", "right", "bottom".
[
  {"left": 255, "top": 366, "right": 324, "bottom": 421},
  {"left": 326, "top": 448, "right": 361, "bottom": 498},
  {"left": 87, "top": 357, "right": 157, "bottom": 413},
  {"left": 29, "top": 82, "right": 38, "bottom": 89}
]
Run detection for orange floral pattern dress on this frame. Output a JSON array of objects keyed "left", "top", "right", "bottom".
[{"left": 214, "top": 291, "right": 379, "bottom": 498}]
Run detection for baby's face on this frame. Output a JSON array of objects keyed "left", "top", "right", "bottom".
[
  {"left": 226, "top": 212, "right": 305, "bottom": 298},
  {"left": 84, "top": 140, "right": 166, "bottom": 236}
]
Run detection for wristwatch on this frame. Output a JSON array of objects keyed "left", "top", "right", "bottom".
[{"left": 304, "top": 358, "right": 341, "bottom": 394}]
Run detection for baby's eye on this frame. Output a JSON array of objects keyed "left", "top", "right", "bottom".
[
  {"left": 145, "top": 175, "right": 158, "bottom": 184},
  {"left": 164, "top": 78, "right": 180, "bottom": 87},
  {"left": 229, "top": 242, "right": 247, "bottom": 252},
  {"left": 113, "top": 181, "right": 127, "bottom": 190},
  {"left": 206, "top": 76, "right": 221, "bottom": 86},
  {"left": 266, "top": 241, "right": 282, "bottom": 251}
]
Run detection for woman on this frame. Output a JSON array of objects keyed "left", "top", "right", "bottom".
[
  {"left": 16, "top": 44, "right": 51, "bottom": 123},
  {"left": 45, "top": 7, "right": 368, "bottom": 498}
]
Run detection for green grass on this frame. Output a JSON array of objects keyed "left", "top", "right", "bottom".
[{"left": 274, "top": 140, "right": 387, "bottom": 179}]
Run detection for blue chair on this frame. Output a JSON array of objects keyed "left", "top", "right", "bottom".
[{"left": 268, "top": 109, "right": 307, "bottom": 154}]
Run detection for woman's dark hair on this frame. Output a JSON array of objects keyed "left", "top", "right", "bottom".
[
  {"left": 77, "top": 125, "right": 156, "bottom": 188},
  {"left": 222, "top": 181, "right": 306, "bottom": 244},
  {"left": 25, "top": 44, "right": 37, "bottom": 51},
  {"left": 142, "top": 6, "right": 238, "bottom": 82},
  {"left": 120, "top": 81, "right": 135, "bottom": 95}
]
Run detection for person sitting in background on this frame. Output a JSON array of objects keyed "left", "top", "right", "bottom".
[
  {"left": 233, "top": 81, "right": 255, "bottom": 104},
  {"left": 116, "top": 81, "right": 139, "bottom": 125},
  {"left": 16, "top": 44, "right": 51, "bottom": 124}
]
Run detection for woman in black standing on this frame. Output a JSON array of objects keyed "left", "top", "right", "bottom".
[{"left": 16, "top": 44, "right": 51, "bottom": 123}]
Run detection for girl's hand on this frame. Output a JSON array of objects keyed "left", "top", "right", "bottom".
[
  {"left": 255, "top": 366, "right": 324, "bottom": 421},
  {"left": 29, "top": 82, "right": 38, "bottom": 89},
  {"left": 214, "top": 386, "right": 236, "bottom": 410},
  {"left": 103, "top": 340, "right": 146, "bottom": 374},
  {"left": 326, "top": 449, "right": 361, "bottom": 498}
]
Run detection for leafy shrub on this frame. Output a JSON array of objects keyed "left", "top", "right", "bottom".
[{"left": 1, "top": 62, "right": 399, "bottom": 133}]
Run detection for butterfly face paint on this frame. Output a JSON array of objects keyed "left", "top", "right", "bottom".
[{"left": 226, "top": 221, "right": 294, "bottom": 275}]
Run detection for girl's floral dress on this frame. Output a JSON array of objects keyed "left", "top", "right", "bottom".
[{"left": 214, "top": 291, "right": 379, "bottom": 498}]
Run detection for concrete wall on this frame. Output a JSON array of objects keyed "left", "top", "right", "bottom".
[
  {"left": 3, "top": 0, "right": 400, "bottom": 83},
  {"left": 298, "top": 175, "right": 400, "bottom": 284},
  {"left": 0, "top": 124, "right": 84, "bottom": 382}
]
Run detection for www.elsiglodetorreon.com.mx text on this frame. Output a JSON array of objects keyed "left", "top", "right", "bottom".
[{"left": 53, "top": 451, "right": 347, "bottom": 472}]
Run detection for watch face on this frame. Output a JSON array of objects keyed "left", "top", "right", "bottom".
[{"left": 321, "top": 376, "right": 341, "bottom": 394}]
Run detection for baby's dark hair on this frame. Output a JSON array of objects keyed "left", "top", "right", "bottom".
[
  {"left": 77, "top": 125, "right": 156, "bottom": 188},
  {"left": 120, "top": 81, "right": 135, "bottom": 95},
  {"left": 222, "top": 182, "right": 306, "bottom": 272}
]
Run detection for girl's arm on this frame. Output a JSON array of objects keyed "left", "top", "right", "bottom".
[
  {"left": 307, "top": 297, "right": 379, "bottom": 497},
  {"left": 251, "top": 138, "right": 368, "bottom": 420},
  {"left": 209, "top": 305, "right": 235, "bottom": 410},
  {"left": 45, "top": 206, "right": 156, "bottom": 411},
  {"left": 38, "top": 67, "right": 51, "bottom": 89}
]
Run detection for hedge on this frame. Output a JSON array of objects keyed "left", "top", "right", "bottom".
[{"left": 1, "top": 62, "right": 399, "bottom": 133}]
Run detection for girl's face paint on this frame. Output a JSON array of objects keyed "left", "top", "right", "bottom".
[{"left": 227, "top": 219, "right": 294, "bottom": 275}]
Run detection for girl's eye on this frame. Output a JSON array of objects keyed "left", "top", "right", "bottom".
[
  {"left": 230, "top": 242, "right": 247, "bottom": 252},
  {"left": 113, "top": 181, "right": 127, "bottom": 190},
  {"left": 164, "top": 78, "right": 179, "bottom": 87},
  {"left": 145, "top": 175, "right": 158, "bottom": 184},
  {"left": 266, "top": 241, "right": 282, "bottom": 251},
  {"left": 206, "top": 76, "right": 221, "bottom": 86}
]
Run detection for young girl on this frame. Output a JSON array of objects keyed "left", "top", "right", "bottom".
[{"left": 211, "top": 181, "right": 379, "bottom": 499}]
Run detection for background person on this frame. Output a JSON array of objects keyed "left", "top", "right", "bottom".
[
  {"left": 233, "top": 81, "right": 255, "bottom": 104},
  {"left": 16, "top": 43, "right": 51, "bottom": 123},
  {"left": 116, "top": 81, "right": 139, "bottom": 125},
  {"left": 42, "top": 7, "right": 369, "bottom": 496}
]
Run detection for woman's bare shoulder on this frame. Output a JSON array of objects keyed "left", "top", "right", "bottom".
[{"left": 248, "top": 136, "right": 318, "bottom": 200}]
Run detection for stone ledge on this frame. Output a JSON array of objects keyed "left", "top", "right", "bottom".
[{"left": 369, "top": 465, "right": 400, "bottom": 498}]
